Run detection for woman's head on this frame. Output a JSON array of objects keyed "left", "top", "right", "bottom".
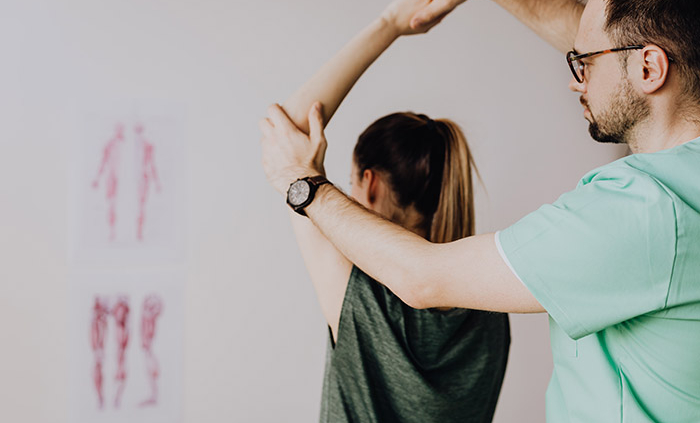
[{"left": 351, "top": 112, "right": 477, "bottom": 243}]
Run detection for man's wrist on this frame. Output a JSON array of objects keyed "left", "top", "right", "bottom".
[
  {"left": 303, "top": 181, "right": 334, "bottom": 218},
  {"left": 278, "top": 167, "right": 320, "bottom": 195}
]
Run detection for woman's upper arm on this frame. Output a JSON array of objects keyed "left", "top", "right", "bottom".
[{"left": 290, "top": 211, "right": 353, "bottom": 340}]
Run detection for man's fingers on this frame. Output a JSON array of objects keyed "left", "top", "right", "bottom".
[
  {"left": 267, "top": 103, "right": 298, "bottom": 135},
  {"left": 429, "top": 12, "right": 449, "bottom": 27},
  {"left": 307, "top": 102, "right": 328, "bottom": 175},
  {"left": 410, "top": 0, "right": 455, "bottom": 29},
  {"left": 258, "top": 118, "right": 274, "bottom": 137},
  {"left": 308, "top": 102, "right": 325, "bottom": 144}
]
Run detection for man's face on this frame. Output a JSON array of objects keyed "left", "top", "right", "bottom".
[
  {"left": 570, "top": 0, "right": 649, "bottom": 144},
  {"left": 584, "top": 71, "right": 650, "bottom": 144}
]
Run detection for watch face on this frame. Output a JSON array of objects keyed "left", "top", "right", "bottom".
[{"left": 288, "top": 180, "right": 311, "bottom": 206}]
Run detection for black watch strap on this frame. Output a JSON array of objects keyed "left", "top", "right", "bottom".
[{"left": 307, "top": 175, "right": 330, "bottom": 187}]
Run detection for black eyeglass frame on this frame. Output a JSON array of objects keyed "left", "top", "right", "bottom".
[{"left": 566, "top": 45, "right": 645, "bottom": 83}]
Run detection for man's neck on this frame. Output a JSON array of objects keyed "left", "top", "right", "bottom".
[{"left": 628, "top": 110, "right": 700, "bottom": 154}]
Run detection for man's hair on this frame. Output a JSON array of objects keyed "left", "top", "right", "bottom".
[{"left": 604, "top": 0, "right": 700, "bottom": 105}]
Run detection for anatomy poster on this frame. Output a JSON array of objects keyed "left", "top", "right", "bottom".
[
  {"left": 70, "top": 102, "right": 186, "bottom": 264},
  {"left": 69, "top": 271, "right": 184, "bottom": 423}
]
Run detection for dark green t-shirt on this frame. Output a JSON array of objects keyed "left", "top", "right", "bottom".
[{"left": 320, "top": 266, "right": 510, "bottom": 423}]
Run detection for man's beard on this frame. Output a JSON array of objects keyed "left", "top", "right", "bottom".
[{"left": 583, "top": 77, "right": 650, "bottom": 144}]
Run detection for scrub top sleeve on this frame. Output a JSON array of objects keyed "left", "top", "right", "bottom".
[{"left": 497, "top": 167, "right": 676, "bottom": 340}]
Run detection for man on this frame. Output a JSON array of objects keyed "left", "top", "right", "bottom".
[{"left": 260, "top": 0, "right": 700, "bottom": 421}]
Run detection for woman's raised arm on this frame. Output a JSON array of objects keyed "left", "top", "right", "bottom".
[
  {"left": 282, "top": 0, "right": 441, "bottom": 133},
  {"left": 277, "top": 0, "right": 445, "bottom": 341}
]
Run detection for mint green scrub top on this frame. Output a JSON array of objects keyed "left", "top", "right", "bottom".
[{"left": 497, "top": 137, "right": 700, "bottom": 422}]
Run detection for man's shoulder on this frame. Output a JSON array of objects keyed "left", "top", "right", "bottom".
[
  {"left": 581, "top": 138, "right": 700, "bottom": 188},
  {"left": 577, "top": 156, "right": 676, "bottom": 201},
  {"left": 580, "top": 157, "right": 651, "bottom": 185}
]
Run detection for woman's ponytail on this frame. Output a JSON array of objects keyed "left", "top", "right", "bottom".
[{"left": 429, "top": 119, "right": 476, "bottom": 243}]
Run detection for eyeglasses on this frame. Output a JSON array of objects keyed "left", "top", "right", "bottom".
[{"left": 566, "top": 45, "right": 644, "bottom": 83}]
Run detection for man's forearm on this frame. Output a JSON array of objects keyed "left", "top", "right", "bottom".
[
  {"left": 492, "top": 0, "right": 583, "bottom": 53},
  {"left": 306, "top": 183, "right": 433, "bottom": 308},
  {"left": 305, "top": 183, "right": 543, "bottom": 313}
]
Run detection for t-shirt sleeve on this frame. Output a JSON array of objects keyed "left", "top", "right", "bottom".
[{"left": 497, "top": 166, "right": 677, "bottom": 340}]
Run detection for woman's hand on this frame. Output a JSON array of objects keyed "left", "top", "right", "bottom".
[
  {"left": 260, "top": 102, "right": 328, "bottom": 196},
  {"left": 381, "top": 0, "right": 466, "bottom": 36}
]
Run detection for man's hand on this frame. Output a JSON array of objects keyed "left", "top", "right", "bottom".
[
  {"left": 408, "top": 0, "right": 467, "bottom": 30},
  {"left": 259, "top": 102, "right": 328, "bottom": 195},
  {"left": 381, "top": 0, "right": 446, "bottom": 36}
]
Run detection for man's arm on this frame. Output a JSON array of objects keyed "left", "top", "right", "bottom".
[
  {"left": 410, "top": 0, "right": 582, "bottom": 53},
  {"left": 261, "top": 104, "right": 544, "bottom": 314},
  {"left": 306, "top": 183, "right": 543, "bottom": 312},
  {"left": 491, "top": 0, "right": 582, "bottom": 53}
]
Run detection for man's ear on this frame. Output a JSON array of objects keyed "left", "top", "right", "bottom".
[{"left": 638, "top": 45, "right": 671, "bottom": 94}]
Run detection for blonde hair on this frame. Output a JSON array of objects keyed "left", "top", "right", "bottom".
[{"left": 430, "top": 119, "right": 477, "bottom": 243}]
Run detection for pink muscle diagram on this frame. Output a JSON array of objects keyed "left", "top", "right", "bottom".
[
  {"left": 90, "top": 297, "right": 110, "bottom": 409},
  {"left": 92, "top": 123, "right": 125, "bottom": 241},
  {"left": 139, "top": 294, "right": 164, "bottom": 407},
  {"left": 112, "top": 296, "right": 130, "bottom": 409},
  {"left": 134, "top": 123, "right": 162, "bottom": 242},
  {"left": 90, "top": 122, "right": 162, "bottom": 243},
  {"left": 88, "top": 293, "right": 168, "bottom": 411}
]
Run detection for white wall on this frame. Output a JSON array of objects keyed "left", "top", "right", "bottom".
[{"left": 1, "top": 0, "right": 625, "bottom": 422}]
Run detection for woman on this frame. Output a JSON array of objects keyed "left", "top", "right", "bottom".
[{"left": 271, "top": 1, "right": 510, "bottom": 421}]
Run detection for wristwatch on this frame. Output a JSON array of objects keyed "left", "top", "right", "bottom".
[{"left": 286, "top": 175, "right": 331, "bottom": 216}]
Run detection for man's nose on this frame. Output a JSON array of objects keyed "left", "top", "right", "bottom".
[{"left": 568, "top": 76, "right": 586, "bottom": 93}]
